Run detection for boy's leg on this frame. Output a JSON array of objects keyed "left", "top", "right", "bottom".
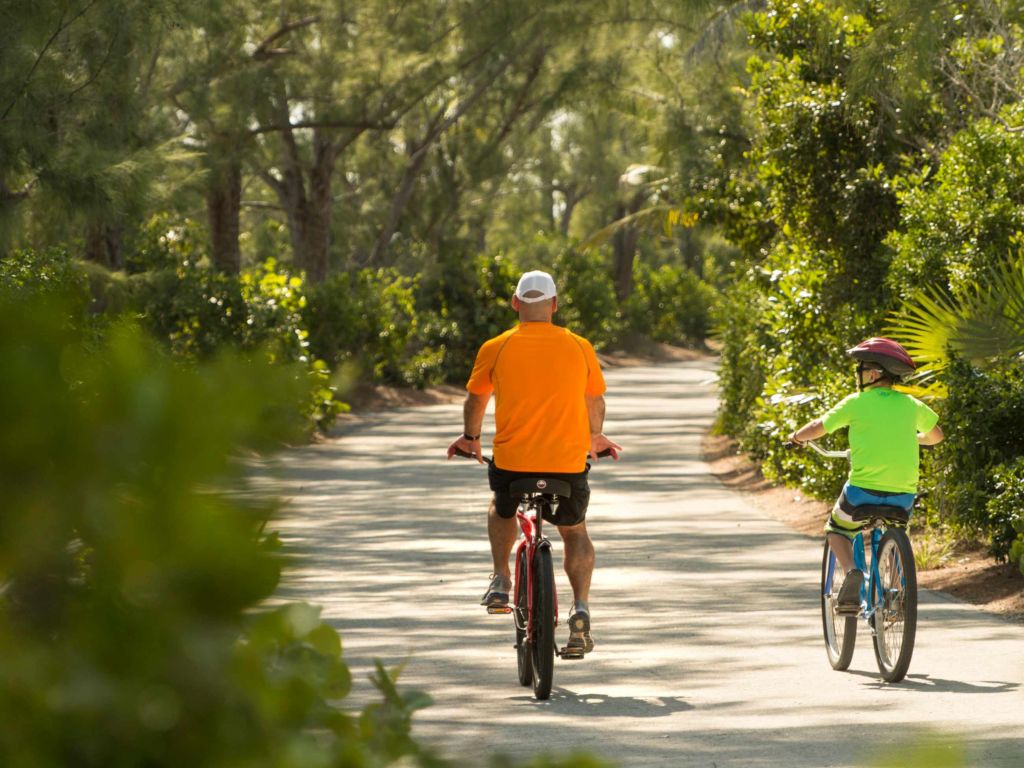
[
  {"left": 825, "top": 493, "right": 864, "bottom": 613},
  {"left": 828, "top": 533, "right": 856, "bottom": 573}
]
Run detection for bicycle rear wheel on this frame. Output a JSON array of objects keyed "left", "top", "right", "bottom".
[
  {"left": 870, "top": 529, "right": 917, "bottom": 683},
  {"left": 514, "top": 547, "right": 532, "bottom": 687},
  {"left": 821, "top": 540, "right": 857, "bottom": 670},
  {"left": 530, "top": 546, "right": 556, "bottom": 700}
]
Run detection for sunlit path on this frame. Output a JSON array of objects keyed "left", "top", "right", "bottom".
[{"left": 250, "top": 361, "right": 1024, "bottom": 767}]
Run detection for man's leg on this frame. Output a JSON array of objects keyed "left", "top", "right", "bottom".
[
  {"left": 488, "top": 497, "right": 518, "bottom": 579},
  {"left": 481, "top": 497, "right": 517, "bottom": 607},
  {"left": 557, "top": 521, "right": 595, "bottom": 603},
  {"left": 557, "top": 521, "right": 595, "bottom": 654}
]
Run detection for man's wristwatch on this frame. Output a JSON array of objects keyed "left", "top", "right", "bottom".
[{"left": 462, "top": 432, "right": 480, "bottom": 441}]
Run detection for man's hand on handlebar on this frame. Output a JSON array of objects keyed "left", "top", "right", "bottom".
[
  {"left": 447, "top": 434, "right": 484, "bottom": 464},
  {"left": 589, "top": 433, "right": 622, "bottom": 461},
  {"left": 448, "top": 443, "right": 619, "bottom": 462}
]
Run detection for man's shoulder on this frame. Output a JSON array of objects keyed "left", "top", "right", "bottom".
[
  {"left": 481, "top": 326, "right": 519, "bottom": 347},
  {"left": 562, "top": 326, "right": 596, "bottom": 348}
]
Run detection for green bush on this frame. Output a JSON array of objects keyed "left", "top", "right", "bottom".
[
  {"left": 931, "top": 357, "right": 1024, "bottom": 556},
  {"left": 712, "top": 273, "right": 769, "bottom": 437},
  {"left": 989, "top": 458, "right": 1024, "bottom": 572},
  {"left": 887, "top": 114, "right": 1024, "bottom": 302},
  {"left": 551, "top": 246, "right": 622, "bottom": 350},
  {"left": 303, "top": 267, "right": 418, "bottom": 383},
  {"left": 626, "top": 263, "right": 715, "bottom": 346},
  {"left": 136, "top": 262, "right": 250, "bottom": 358},
  {"left": 0, "top": 293, "right": 445, "bottom": 767},
  {"left": 0, "top": 248, "right": 91, "bottom": 320},
  {"left": 414, "top": 250, "right": 519, "bottom": 383}
]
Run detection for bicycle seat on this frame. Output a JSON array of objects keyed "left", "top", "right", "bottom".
[
  {"left": 847, "top": 504, "right": 911, "bottom": 525},
  {"left": 508, "top": 477, "right": 572, "bottom": 498}
]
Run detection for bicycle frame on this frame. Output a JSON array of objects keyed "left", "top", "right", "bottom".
[
  {"left": 822, "top": 527, "right": 896, "bottom": 624},
  {"left": 512, "top": 495, "right": 558, "bottom": 641}
]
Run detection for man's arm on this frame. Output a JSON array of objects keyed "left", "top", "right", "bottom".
[
  {"left": 446, "top": 391, "right": 490, "bottom": 463},
  {"left": 789, "top": 418, "right": 826, "bottom": 444},
  {"left": 586, "top": 394, "right": 622, "bottom": 459},
  {"left": 918, "top": 425, "right": 944, "bottom": 445}
]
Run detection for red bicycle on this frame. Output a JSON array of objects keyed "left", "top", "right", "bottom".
[{"left": 455, "top": 448, "right": 611, "bottom": 700}]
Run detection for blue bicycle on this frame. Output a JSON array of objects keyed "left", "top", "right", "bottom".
[{"left": 801, "top": 439, "right": 918, "bottom": 683}]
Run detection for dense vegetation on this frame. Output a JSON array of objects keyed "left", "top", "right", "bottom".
[
  {"left": 2, "top": 0, "right": 1023, "bottom": 764},
  {"left": 710, "top": 0, "right": 1024, "bottom": 573}
]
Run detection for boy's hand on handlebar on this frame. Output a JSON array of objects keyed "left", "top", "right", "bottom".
[
  {"left": 447, "top": 434, "right": 484, "bottom": 464},
  {"left": 589, "top": 433, "right": 622, "bottom": 460}
]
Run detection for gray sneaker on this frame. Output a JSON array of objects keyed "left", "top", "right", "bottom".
[
  {"left": 566, "top": 611, "right": 594, "bottom": 656},
  {"left": 480, "top": 573, "right": 511, "bottom": 608}
]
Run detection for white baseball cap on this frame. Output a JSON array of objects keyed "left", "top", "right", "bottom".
[{"left": 514, "top": 270, "right": 557, "bottom": 303}]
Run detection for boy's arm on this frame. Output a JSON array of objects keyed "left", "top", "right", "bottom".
[
  {"left": 789, "top": 418, "right": 826, "bottom": 444},
  {"left": 918, "top": 424, "right": 944, "bottom": 445}
]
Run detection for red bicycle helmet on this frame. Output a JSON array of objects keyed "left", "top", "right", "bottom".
[{"left": 846, "top": 337, "right": 916, "bottom": 379}]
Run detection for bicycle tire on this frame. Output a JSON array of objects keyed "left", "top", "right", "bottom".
[
  {"left": 821, "top": 540, "right": 857, "bottom": 670},
  {"left": 530, "top": 546, "right": 556, "bottom": 700},
  {"left": 870, "top": 529, "right": 917, "bottom": 683},
  {"left": 514, "top": 547, "right": 532, "bottom": 687}
]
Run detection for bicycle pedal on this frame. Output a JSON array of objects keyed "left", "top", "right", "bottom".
[
  {"left": 486, "top": 605, "right": 512, "bottom": 614},
  {"left": 559, "top": 646, "right": 585, "bottom": 660}
]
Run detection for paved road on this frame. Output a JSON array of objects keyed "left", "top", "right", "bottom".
[{"left": 251, "top": 361, "right": 1023, "bottom": 767}]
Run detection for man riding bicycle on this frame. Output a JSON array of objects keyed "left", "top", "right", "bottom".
[
  {"left": 446, "top": 269, "right": 621, "bottom": 656},
  {"left": 788, "top": 338, "right": 944, "bottom": 613}
]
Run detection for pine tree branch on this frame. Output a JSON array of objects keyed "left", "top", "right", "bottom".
[
  {"left": 1, "top": 0, "right": 100, "bottom": 121},
  {"left": 252, "top": 16, "right": 319, "bottom": 61}
]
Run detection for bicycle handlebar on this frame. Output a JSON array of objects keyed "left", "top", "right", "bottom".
[
  {"left": 452, "top": 447, "right": 616, "bottom": 462},
  {"left": 784, "top": 440, "right": 850, "bottom": 459}
]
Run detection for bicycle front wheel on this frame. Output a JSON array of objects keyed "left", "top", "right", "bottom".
[
  {"left": 514, "top": 547, "right": 532, "bottom": 687},
  {"left": 821, "top": 540, "right": 857, "bottom": 670},
  {"left": 530, "top": 546, "right": 556, "bottom": 700},
  {"left": 870, "top": 529, "right": 917, "bottom": 683}
]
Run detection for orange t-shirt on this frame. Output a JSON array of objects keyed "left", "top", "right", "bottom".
[{"left": 466, "top": 322, "right": 606, "bottom": 473}]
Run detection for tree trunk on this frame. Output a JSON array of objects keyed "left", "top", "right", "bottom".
[
  {"left": 612, "top": 192, "right": 644, "bottom": 301},
  {"left": 266, "top": 129, "right": 337, "bottom": 283},
  {"left": 84, "top": 220, "right": 124, "bottom": 270},
  {"left": 559, "top": 186, "right": 585, "bottom": 236},
  {"left": 304, "top": 135, "right": 334, "bottom": 283},
  {"left": 679, "top": 227, "right": 701, "bottom": 279},
  {"left": 206, "top": 161, "right": 242, "bottom": 274}
]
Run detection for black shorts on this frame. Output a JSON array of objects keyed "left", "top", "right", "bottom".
[{"left": 488, "top": 462, "right": 591, "bottom": 527}]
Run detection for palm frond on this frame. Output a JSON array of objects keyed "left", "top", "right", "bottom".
[
  {"left": 580, "top": 203, "right": 673, "bottom": 250},
  {"left": 886, "top": 258, "right": 1024, "bottom": 398}
]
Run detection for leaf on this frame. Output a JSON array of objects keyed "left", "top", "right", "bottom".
[{"left": 886, "top": 257, "right": 1024, "bottom": 398}]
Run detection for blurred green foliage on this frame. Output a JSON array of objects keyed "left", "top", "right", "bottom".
[
  {"left": 0, "top": 292, "right": 446, "bottom": 767},
  {"left": 867, "top": 733, "right": 967, "bottom": 767}
]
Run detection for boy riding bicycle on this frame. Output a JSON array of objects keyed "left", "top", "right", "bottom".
[{"left": 788, "top": 338, "right": 944, "bottom": 613}]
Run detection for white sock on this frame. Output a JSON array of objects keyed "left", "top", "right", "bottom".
[{"left": 573, "top": 600, "right": 590, "bottom": 615}]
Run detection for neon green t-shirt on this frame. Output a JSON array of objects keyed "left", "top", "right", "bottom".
[{"left": 821, "top": 387, "right": 939, "bottom": 494}]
